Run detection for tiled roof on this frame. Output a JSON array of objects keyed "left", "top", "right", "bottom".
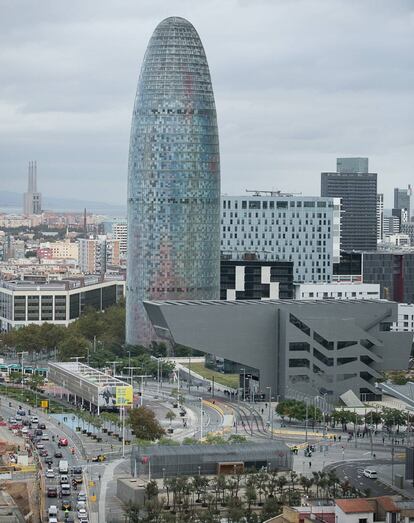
[
  {"left": 335, "top": 499, "right": 374, "bottom": 514},
  {"left": 376, "top": 496, "right": 399, "bottom": 513}
]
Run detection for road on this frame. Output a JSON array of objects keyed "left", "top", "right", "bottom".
[
  {"left": 0, "top": 396, "right": 90, "bottom": 523},
  {"left": 325, "top": 459, "right": 404, "bottom": 497}
]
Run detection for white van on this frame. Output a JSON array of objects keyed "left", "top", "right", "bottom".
[
  {"left": 58, "top": 460, "right": 69, "bottom": 474},
  {"left": 363, "top": 469, "right": 378, "bottom": 479}
]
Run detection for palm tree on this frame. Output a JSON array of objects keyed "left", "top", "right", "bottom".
[
  {"left": 277, "top": 475, "right": 288, "bottom": 501},
  {"left": 299, "top": 475, "right": 313, "bottom": 498}
]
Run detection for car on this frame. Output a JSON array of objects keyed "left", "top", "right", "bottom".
[
  {"left": 77, "top": 508, "right": 88, "bottom": 520},
  {"left": 72, "top": 466, "right": 82, "bottom": 475},
  {"left": 38, "top": 423, "right": 46, "bottom": 430},
  {"left": 77, "top": 491, "right": 87, "bottom": 502},
  {"left": 91, "top": 454, "right": 106, "bottom": 462},
  {"left": 54, "top": 451, "right": 63, "bottom": 458},
  {"left": 8, "top": 418, "right": 17, "bottom": 424},
  {"left": 46, "top": 468, "right": 55, "bottom": 478},
  {"left": 35, "top": 429, "right": 43, "bottom": 436},
  {"left": 21, "top": 427, "right": 28, "bottom": 435},
  {"left": 363, "top": 468, "right": 378, "bottom": 479},
  {"left": 76, "top": 501, "right": 86, "bottom": 510},
  {"left": 41, "top": 433, "right": 49, "bottom": 441},
  {"left": 16, "top": 409, "right": 26, "bottom": 416},
  {"left": 45, "top": 458, "right": 54, "bottom": 466},
  {"left": 15, "top": 415, "right": 22, "bottom": 422},
  {"left": 48, "top": 518, "right": 58, "bottom": 523},
  {"left": 36, "top": 442, "right": 44, "bottom": 449},
  {"left": 58, "top": 437, "right": 68, "bottom": 447},
  {"left": 39, "top": 449, "right": 48, "bottom": 457},
  {"left": 48, "top": 505, "right": 58, "bottom": 516},
  {"left": 61, "top": 500, "right": 72, "bottom": 511},
  {"left": 60, "top": 483, "right": 71, "bottom": 496},
  {"left": 30, "top": 416, "right": 39, "bottom": 424},
  {"left": 60, "top": 475, "right": 69, "bottom": 484},
  {"left": 47, "top": 486, "right": 57, "bottom": 497}
]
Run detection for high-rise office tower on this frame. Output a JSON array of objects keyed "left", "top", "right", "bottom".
[
  {"left": 394, "top": 185, "right": 412, "bottom": 221},
  {"left": 376, "top": 193, "right": 384, "bottom": 242},
  {"left": 126, "top": 17, "right": 221, "bottom": 346},
  {"left": 321, "top": 158, "right": 377, "bottom": 251},
  {"left": 23, "top": 161, "right": 42, "bottom": 215}
]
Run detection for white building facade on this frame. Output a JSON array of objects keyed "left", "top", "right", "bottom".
[
  {"left": 112, "top": 221, "right": 127, "bottom": 257},
  {"left": 221, "top": 196, "right": 341, "bottom": 282},
  {"left": 294, "top": 282, "right": 380, "bottom": 300}
]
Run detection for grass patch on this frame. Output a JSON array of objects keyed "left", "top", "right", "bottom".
[{"left": 184, "top": 362, "right": 239, "bottom": 389}]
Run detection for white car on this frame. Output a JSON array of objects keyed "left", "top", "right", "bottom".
[
  {"left": 77, "top": 508, "right": 88, "bottom": 520},
  {"left": 41, "top": 433, "right": 49, "bottom": 441},
  {"left": 21, "top": 427, "right": 28, "bottom": 435},
  {"left": 36, "top": 442, "right": 44, "bottom": 449},
  {"left": 30, "top": 416, "right": 39, "bottom": 424},
  {"left": 363, "top": 468, "right": 378, "bottom": 479},
  {"left": 77, "top": 491, "right": 87, "bottom": 502},
  {"left": 77, "top": 501, "right": 86, "bottom": 510},
  {"left": 46, "top": 469, "right": 55, "bottom": 478}
]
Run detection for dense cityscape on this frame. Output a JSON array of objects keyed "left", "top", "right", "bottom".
[{"left": 1, "top": 3, "right": 414, "bottom": 523}]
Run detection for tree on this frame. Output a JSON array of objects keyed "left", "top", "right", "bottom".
[
  {"left": 382, "top": 407, "right": 407, "bottom": 430},
  {"left": 261, "top": 497, "right": 281, "bottom": 520},
  {"left": 57, "top": 334, "right": 89, "bottom": 361},
  {"left": 165, "top": 411, "right": 176, "bottom": 426},
  {"left": 128, "top": 406, "right": 165, "bottom": 441}
]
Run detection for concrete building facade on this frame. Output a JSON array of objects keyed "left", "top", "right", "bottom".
[
  {"left": 221, "top": 196, "right": 341, "bottom": 282},
  {"left": 144, "top": 299, "right": 411, "bottom": 402}
]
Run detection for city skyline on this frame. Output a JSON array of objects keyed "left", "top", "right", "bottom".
[{"left": 1, "top": 0, "right": 414, "bottom": 207}]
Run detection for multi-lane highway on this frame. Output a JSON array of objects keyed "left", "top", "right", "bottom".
[{"left": 0, "top": 396, "right": 90, "bottom": 523}]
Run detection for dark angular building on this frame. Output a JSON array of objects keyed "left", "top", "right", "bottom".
[
  {"left": 334, "top": 250, "right": 414, "bottom": 303},
  {"left": 126, "top": 17, "right": 221, "bottom": 346},
  {"left": 362, "top": 251, "right": 414, "bottom": 303},
  {"left": 321, "top": 158, "right": 377, "bottom": 251},
  {"left": 220, "top": 260, "right": 294, "bottom": 300}
]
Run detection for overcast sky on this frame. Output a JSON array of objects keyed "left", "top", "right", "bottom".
[{"left": 1, "top": 0, "right": 414, "bottom": 207}]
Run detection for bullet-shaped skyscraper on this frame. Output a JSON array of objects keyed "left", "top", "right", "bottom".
[{"left": 126, "top": 17, "right": 221, "bottom": 346}]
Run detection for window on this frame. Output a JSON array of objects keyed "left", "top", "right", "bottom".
[
  {"left": 289, "top": 313, "right": 311, "bottom": 335},
  {"left": 289, "top": 342, "right": 310, "bottom": 352},
  {"left": 289, "top": 358, "right": 310, "bottom": 368},
  {"left": 313, "top": 331, "right": 334, "bottom": 350},
  {"left": 358, "top": 519, "right": 367, "bottom": 523},
  {"left": 338, "top": 341, "right": 357, "bottom": 350}
]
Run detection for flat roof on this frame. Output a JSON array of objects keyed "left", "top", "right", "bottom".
[{"left": 48, "top": 362, "right": 129, "bottom": 388}]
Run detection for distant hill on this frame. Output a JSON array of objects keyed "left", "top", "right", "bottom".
[{"left": 0, "top": 191, "right": 126, "bottom": 216}]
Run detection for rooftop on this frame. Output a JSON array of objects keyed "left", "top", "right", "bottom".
[
  {"left": 335, "top": 498, "right": 374, "bottom": 514},
  {"left": 48, "top": 362, "right": 129, "bottom": 388}
]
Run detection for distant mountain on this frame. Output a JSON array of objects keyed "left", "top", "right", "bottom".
[{"left": 0, "top": 191, "right": 126, "bottom": 216}]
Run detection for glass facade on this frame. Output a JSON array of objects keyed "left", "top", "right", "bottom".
[{"left": 126, "top": 17, "right": 221, "bottom": 346}]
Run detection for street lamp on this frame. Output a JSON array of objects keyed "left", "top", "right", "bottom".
[
  {"left": 199, "top": 397, "right": 204, "bottom": 440},
  {"left": 266, "top": 386, "right": 274, "bottom": 439},
  {"left": 240, "top": 368, "right": 246, "bottom": 402},
  {"left": 17, "top": 351, "right": 28, "bottom": 390}
]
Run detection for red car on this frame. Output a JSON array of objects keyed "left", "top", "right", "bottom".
[
  {"left": 9, "top": 424, "right": 22, "bottom": 430},
  {"left": 58, "top": 438, "right": 68, "bottom": 447}
]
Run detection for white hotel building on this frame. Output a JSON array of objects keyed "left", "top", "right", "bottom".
[{"left": 221, "top": 196, "right": 341, "bottom": 282}]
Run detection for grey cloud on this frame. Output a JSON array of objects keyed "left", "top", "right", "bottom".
[{"left": 0, "top": 0, "right": 413, "bottom": 206}]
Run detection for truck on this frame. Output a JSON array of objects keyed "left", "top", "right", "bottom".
[{"left": 59, "top": 460, "right": 69, "bottom": 474}]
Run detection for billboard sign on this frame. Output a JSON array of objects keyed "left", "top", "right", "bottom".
[{"left": 115, "top": 385, "right": 133, "bottom": 406}]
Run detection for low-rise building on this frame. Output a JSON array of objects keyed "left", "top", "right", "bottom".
[{"left": 0, "top": 276, "right": 125, "bottom": 330}]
